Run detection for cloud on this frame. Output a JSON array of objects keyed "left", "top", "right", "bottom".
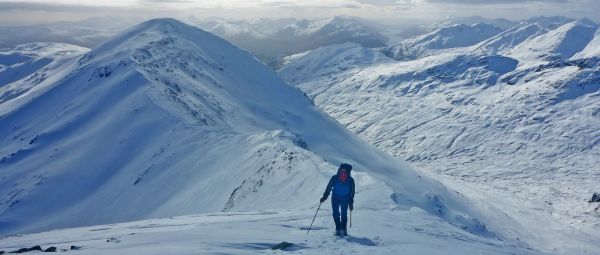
[
  {"left": 0, "top": 1, "right": 123, "bottom": 12},
  {"left": 134, "top": 0, "right": 368, "bottom": 9},
  {"left": 425, "top": 0, "right": 568, "bottom": 4},
  {"left": 0, "top": 0, "right": 597, "bottom": 26},
  {"left": 355, "top": 0, "right": 400, "bottom": 6}
]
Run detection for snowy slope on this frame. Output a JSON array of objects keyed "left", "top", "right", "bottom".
[
  {"left": 383, "top": 23, "right": 503, "bottom": 60},
  {"left": 572, "top": 25, "right": 600, "bottom": 59},
  {"left": 0, "top": 43, "right": 89, "bottom": 87},
  {"left": 0, "top": 188, "right": 545, "bottom": 255},
  {"left": 0, "top": 43, "right": 90, "bottom": 115},
  {"left": 280, "top": 42, "right": 393, "bottom": 85},
  {"left": 0, "top": 18, "right": 327, "bottom": 235},
  {"left": 508, "top": 20, "right": 598, "bottom": 64},
  {"left": 474, "top": 23, "right": 546, "bottom": 55},
  {"left": 0, "top": 19, "right": 538, "bottom": 255},
  {"left": 279, "top": 19, "right": 600, "bottom": 254}
]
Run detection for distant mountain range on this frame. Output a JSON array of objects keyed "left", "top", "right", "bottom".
[{"left": 186, "top": 15, "right": 388, "bottom": 67}]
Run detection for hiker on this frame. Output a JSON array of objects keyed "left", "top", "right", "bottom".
[{"left": 320, "top": 163, "right": 355, "bottom": 236}]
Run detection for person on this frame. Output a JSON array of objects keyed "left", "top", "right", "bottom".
[{"left": 320, "top": 163, "right": 355, "bottom": 236}]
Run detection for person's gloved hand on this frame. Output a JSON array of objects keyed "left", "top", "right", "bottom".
[
  {"left": 320, "top": 197, "right": 326, "bottom": 203},
  {"left": 349, "top": 203, "right": 354, "bottom": 211}
]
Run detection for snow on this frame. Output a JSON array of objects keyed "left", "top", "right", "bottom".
[
  {"left": 474, "top": 23, "right": 546, "bottom": 55},
  {"left": 573, "top": 27, "right": 600, "bottom": 59},
  {"left": 280, "top": 43, "right": 393, "bottom": 84},
  {"left": 0, "top": 43, "right": 89, "bottom": 115},
  {"left": 0, "top": 43, "right": 88, "bottom": 87},
  {"left": 2, "top": 16, "right": 599, "bottom": 254},
  {"left": 525, "top": 16, "right": 576, "bottom": 30},
  {"left": 508, "top": 20, "right": 598, "bottom": 64},
  {"left": 279, "top": 18, "right": 600, "bottom": 254},
  {"left": 383, "top": 23, "right": 503, "bottom": 60},
  {"left": 0, "top": 177, "right": 544, "bottom": 255},
  {"left": 436, "top": 16, "right": 518, "bottom": 30},
  {"left": 0, "top": 18, "right": 549, "bottom": 255}
]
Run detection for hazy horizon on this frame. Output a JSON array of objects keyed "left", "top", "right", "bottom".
[{"left": 0, "top": 0, "right": 599, "bottom": 26}]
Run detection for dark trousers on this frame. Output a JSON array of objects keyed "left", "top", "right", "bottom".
[{"left": 331, "top": 197, "right": 349, "bottom": 230}]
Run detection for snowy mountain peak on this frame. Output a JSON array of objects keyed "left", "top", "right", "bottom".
[
  {"left": 508, "top": 19, "right": 598, "bottom": 62},
  {"left": 383, "top": 23, "right": 502, "bottom": 60},
  {"left": 474, "top": 22, "right": 546, "bottom": 55},
  {"left": 574, "top": 17, "right": 598, "bottom": 27},
  {"left": 573, "top": 23, "right": 600, "bottom": 59},
  {"left": 84, "top": 18, "right": 215, "bottom": 59},
  {"left": 1, "top": 18, "right": 327, "bottom": 235},
  {"left": 525, "top": 15, "right": 576, "bottom": 29},
  {"left": 436, "top": 16, "right": 518, "bottom": 30},
  {"left": 1, "top": 18, "right": 502, "bottom": 242}
]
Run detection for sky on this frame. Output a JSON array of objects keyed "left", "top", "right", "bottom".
[{"left": 0, "top": 0, "right": 599, "bottom": 26}]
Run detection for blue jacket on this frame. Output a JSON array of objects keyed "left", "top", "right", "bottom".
[{"left": 323, "top": 174, "right": 355, "bottom": 202}]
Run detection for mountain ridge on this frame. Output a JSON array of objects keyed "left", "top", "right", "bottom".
[{"left": 0, "top": 19, "right": 505, "bottom": 249}]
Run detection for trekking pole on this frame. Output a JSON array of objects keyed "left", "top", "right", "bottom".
[{"left": 307, "top": 202, "right": 322, "bottom": 235}]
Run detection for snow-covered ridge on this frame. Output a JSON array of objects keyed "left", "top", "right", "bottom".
[
  {"left": 508, "top": 20, "right": 598, "bottom": 63},
  {"left": 474, "top": 22, "right": 546, "bottom": 55},
  {"left": 0, "top": 19, "right": 519, "bottom": 254},
  {"left": 0, "top": 203, "right": 545, "bottom": 255},
  {"left": 574, "top": 27, "right": 600, "bottom": 59},
  {"left": 0, "top": 42, "right": 89, "bottom": 115},
  {"left": 279, "top": 17, "right": 600, "bottom": 255},
  {"left": 525, "top": 16, "right": 577, "bottom": 30},
  {"left": 0, "top": 42, "right": 88, "bottom": 86},
  {"left": 383, "top": 23, "right": 503, "bottom": 60},
  {"left": 436, "top": 16, "right": 518, "bottom": 30},
  {"left": 280, "top": 42, "right": 393, "bottom": 84}
]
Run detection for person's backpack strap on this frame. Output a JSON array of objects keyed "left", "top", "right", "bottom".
[
  {"left": 350, "top": 177, "right": 355, "bottom": 202},
  {"left": 322, "top": 176, "right": 335, "bottom": 200}
]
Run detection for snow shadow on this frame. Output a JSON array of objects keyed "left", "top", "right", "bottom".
[
  {"left": 345, "top": 236, "right": 377, "bottom": 246},
  {"left": 218, "top": 242, "right": 307, "bottom": 251},
  {"left": 297, "top": 225, "right": 327, "bottom": 231}
]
